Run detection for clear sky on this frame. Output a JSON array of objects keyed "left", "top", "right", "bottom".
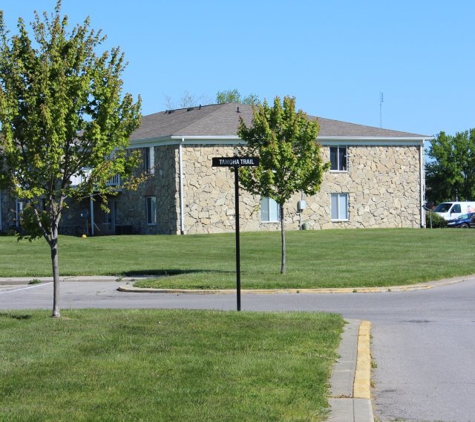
[{"left": 2, "top": 0, "right": 474, "bottom": 137}]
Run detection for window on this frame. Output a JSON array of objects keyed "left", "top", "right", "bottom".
[
  {"left": 261, "top": 197, "right": 280, "bottom": 222},
  {"left": 105, "top": 200, "right": 117, "bottom": 226},
  {"left": 15, "top": 199, "right": 26, "bottom": 227},
  {"left": 331, "top": 193, "right": 349, "bottom": 220},
  {"left": 146, "top": 196, "right": 157, "bottom": 225},
  {"left": 330, "top": 146, "right": 347, "bottom": 171},
  {"left": 144, "top": 147, "right": 155, "bottom": 174}
]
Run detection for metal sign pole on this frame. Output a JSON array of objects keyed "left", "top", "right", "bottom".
[
  {"left": 211, "top": 157, "right": 258, "bottom": 312},
  {"left": 234, "top": 166, "right": 241, "bottom": 311}
]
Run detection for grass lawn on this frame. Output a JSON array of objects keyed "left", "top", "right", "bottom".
[
  {"left": 0, "top": 228, "right": 474, "bottom": 289},
  {"left": 0, "top": 309, "right": 344, "bottom": 422}
]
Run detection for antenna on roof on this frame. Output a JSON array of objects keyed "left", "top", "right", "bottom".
[{"left": 380, "top": 92, "right": 384, "bottom": 128}]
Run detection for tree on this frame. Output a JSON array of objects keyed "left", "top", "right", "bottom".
[
  {"left": 0, "top": 2, "right": 141, "bottom": 317},
  {"left": 425, "top": 130, "right": 475, "bottom": 204},
  {"left": 237, "top": 96, "right": 329, "bottom": 274},
  {"left": 216, "top": 89, "right": 258, "bottom": 105},
  {"left": 163, "top": 89, "right": 212, "bottom": 110},
  {"left": 163, "top": 89, "right": 258, "bottom": 110}
]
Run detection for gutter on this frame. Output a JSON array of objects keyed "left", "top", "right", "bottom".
[
  {"left": 319, "top": 136, "right": 430, "bottom": 141},
  {"left": 320, "top": 137, "right": 429, "bottom": 147},
  {"left": 129, "top": 136, "right": 245, "bottom": 149}
]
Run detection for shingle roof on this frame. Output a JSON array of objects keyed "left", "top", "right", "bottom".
[{"left": 130, "top": 102, "right": 429, "bottom": 141}]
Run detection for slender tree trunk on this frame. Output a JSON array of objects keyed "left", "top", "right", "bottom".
[
  {"left": 50, "top": 225, "right": 61, "bottom": 318},
  {"left": 280, "top": 203, "right": 286, "bottom": 274}
]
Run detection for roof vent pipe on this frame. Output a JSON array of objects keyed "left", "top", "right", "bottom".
[{"left": 237, "top": 106, "right": 240, "bottom": 113}]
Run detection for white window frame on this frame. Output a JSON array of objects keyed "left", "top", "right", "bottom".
[
  {"left": 261, "top": 197, "right": 280, "bottom": 222},
  {"left": 146, "top": 196, "right": 157, "bottom": 225},
  {"left": 330, "top": 146, "right": 347, "bottom": 172},
  {"left": 331, "top": 193, "right": 349, "bottom": 221}
]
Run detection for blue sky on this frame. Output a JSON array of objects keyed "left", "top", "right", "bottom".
[{"left": 2, "top": 1, "right": 474, "bottom": 137}]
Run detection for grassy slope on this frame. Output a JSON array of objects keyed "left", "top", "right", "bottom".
[{"left": 0, "top": 228, "right": 474, "bottom": 288}]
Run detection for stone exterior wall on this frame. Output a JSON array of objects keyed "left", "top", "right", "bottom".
[
  {"left": 1, "top": 196, "right": 42, "bottom": 234},
  {"left": 304, "top": 145, "right": 422, "bottom": 229},
  {"left": 0, "top": 191, "right": 17, "bottom": 232},
  {"left": 59, "top": 145, "right": 180, "bottom": 235},
  {"left": 180, "top": 144, "right": 422, "bottom": 234},
  {"left": 115, "top": 145, "right": 179, "bottom": 235},
  {"left": 182, "top": 145, "right": 260, "bottom": 234},
  {"left": 43, "top": 142, "right": 422, "bottom": 236}
]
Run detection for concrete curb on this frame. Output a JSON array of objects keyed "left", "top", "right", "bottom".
[
  {"left": 354, "top": 321, "right": 372, "bottom": 399},
  {"left": 1, "top": 273, "right": 472, "bottom": 293},
  {"left": 329, "top": 320, "right": 374, "bottom": 421},
  {"left": 117, "top": 274, "right": 473, "bottom": 294},
  {"left": 117, "top": 285, "right": 433, "bottom": 294}
]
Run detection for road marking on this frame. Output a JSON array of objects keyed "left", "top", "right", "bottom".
[{"left": 0, "top": 282, "right": 53, "bottom": 294}]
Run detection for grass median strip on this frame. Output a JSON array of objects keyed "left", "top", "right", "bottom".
[{"left": 0, "top": 309, "right": 344, "bottom": 422}]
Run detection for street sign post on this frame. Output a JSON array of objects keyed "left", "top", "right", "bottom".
[{"left": 212, "top": 157, "right": 259, "bottom": 311}]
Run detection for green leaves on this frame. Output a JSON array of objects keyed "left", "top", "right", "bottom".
[
  {"left": 0, "top": 0, "right": 142, "bottom": 315},
  {"left": 237, "top": 96, "right": 329, "bottom": 274},
  {"left": 426, "top": 129, "right": 475, "bottom": 203},
  {"left": 237, "top": 96, "right": 328, "bottom": 205},
  {"left": 216, "top": 89, "right": 258, "bottom": 105},
  {"left": 0, "top": 0, "right": 142, "bottom": 236},
  {"left": 0, "top": 1, "right": 141, "bottom": 223}
]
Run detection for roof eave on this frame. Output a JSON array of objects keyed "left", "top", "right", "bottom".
[
  {"left": 129, "top": 134, "right": 433, "bottom": 149},
  {"left": 129, "top": 135, "right": 244, "bottom": 148},
  {"left": 319, "top": 136, "right": 432, "bottom": 146}
]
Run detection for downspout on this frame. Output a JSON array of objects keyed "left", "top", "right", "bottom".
[
  {"left": 420, "top": 142, "right": 425, "bottom": 228},
  {"left": 179, "top": 139, "right": 185, "bottom": 235},
  {"left": 90, "top": 195, "right": 95, "bottom": 236}
]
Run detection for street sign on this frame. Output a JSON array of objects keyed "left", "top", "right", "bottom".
[
  {"left": 212, "top": 157, "right": 259, "bottom": 167},
  {"left": 210, "top": 156, "right": 259, "bottom": 311}
]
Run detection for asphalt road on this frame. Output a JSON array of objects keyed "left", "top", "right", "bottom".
[{"left": 2, "top": 278, "right": 475, "bottom": 422}]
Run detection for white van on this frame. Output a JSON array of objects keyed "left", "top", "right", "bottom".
[{"left": 432, "top": 202, "right": 475, "bottom": 220}]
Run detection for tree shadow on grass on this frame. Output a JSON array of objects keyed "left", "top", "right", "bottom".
[
  {"left": 123, "top": 269, "right": 235, "bottom": 277},
  {"left": 0, "top": 312, "right": 33, "bottom": 320}
]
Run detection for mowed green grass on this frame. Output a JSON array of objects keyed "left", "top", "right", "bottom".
[
  {"left": 0, "top": 228, "right": 473, "bottom": 288},
  {"left": 0, "top": 309, "right": 344, "bottom": 422}
]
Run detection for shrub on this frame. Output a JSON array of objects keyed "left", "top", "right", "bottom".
[{"left": 425, "top": 211, "right": 447, "bottom": 228}]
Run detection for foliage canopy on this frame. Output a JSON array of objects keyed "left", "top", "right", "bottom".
[
  {"left": 237, "top": 96, "right": 329, "bottom": 273},
  {"left": 426, "top": 129, "right": 475, "bottom": 203},
  {"left": 0, "top": 1, "right": 141, "bottom": 316},
  {"left": 216, "top": 89, "right": 259, "bottom": 105}
]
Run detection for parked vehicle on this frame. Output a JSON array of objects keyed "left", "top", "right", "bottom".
[
  {"left": 432, "top": 202, "right": 475, "bottom": 220},
  {"left": 446, "top": 212, "right": 475, "bottom": 228}
]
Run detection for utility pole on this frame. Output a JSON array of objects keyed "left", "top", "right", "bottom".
[{"left": 380, "top": 92, "right": 384, "bottom": 128}]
